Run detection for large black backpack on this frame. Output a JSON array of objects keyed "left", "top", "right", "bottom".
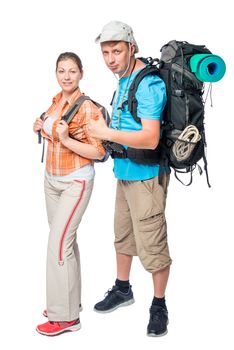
[{"left": 124, "top": 40, "right": 213, "bottom": 186}]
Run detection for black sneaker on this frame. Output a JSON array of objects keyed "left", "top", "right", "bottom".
[
  {"left": 94, "top": 285, "right": 134, "bottom": 313},
  {"left": 147, "top": 305, "right": 169, "bottom": 337}
]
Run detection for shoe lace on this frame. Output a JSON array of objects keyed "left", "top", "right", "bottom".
[
  {"left": 49, "top": 321, "right": 61, "bottom": 326},
  {"left": 150, "top": 306, "right": 166, "bottom": 323},
  {"left": 49, "top": 319, "right": 78, "bottom": 327},
  {"left": 104, "top": 285, "right": 118, "bottom": 298}
]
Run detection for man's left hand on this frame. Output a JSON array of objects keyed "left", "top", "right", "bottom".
[{"left": 88, "top": 116, "right": 110, "bottom": 140}]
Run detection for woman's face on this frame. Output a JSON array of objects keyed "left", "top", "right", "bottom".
[{"left": 56, "top": 58, "right": 83, "bottom": 96}]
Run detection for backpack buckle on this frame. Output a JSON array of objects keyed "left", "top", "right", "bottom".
[{"left": 173, "top": 89, "right": 184, "bottom": 97}]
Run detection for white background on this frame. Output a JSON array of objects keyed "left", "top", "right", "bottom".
[{"left": 0, "top": 0, "right": 233, "bottom": 349}]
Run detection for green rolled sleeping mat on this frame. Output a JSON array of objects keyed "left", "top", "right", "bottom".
[{"left": 190, "top": 54, "right": 226, "bottom": 82}]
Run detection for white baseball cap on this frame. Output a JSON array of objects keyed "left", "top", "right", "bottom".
[{"left": 95, "top": 21, "right": 139, "bottom": 53}]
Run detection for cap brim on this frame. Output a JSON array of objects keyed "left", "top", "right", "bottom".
[
  {"left": 95, "top": 33, "right": 139, "bottom": 53},
  {"left": 95, "top": 34, "right": 101, "bottom": 44}
]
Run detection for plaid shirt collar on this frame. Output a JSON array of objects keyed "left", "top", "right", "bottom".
[{"left": 52, "top": 87, "right": 82, "bottom": 107}]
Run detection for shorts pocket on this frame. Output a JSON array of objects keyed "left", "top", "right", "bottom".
[
  {"left": 140, "top": 178, "right": 155, "bottom": 194},
  {"left": 138, "top": 212, "right": 166, "bottom": 254}
]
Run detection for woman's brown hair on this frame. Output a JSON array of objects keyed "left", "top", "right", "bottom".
[{"left": 56, "top": 52, "right": 83, "bottom": 72}]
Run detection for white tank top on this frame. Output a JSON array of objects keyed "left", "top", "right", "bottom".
[{"left": 43, "top": 116, "right": 54, "bottom": 136}]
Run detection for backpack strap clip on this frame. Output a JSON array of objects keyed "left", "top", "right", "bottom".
[{"left": 173, "top": 89, "right": 184, "bottom": 97}]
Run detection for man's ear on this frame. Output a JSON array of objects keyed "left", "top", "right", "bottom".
[{"left": 130, "top": 44, "right": 136, "bottom": 56}]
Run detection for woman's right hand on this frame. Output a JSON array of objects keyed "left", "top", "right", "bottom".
[{"left": 33, "top": 117, "right": 43, "bottom": 133}]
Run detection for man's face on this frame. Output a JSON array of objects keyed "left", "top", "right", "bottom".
[{"left": 101, "top": 41, "right": 132, "bottom": 77}]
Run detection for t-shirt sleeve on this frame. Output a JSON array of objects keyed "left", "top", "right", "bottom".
[{"left": 135, "top": 75, "right": 167, "bottom": 120}]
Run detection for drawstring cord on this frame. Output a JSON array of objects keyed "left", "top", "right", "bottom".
[{"left": 204, "top": 83, "right": 213, "bottom": 107}]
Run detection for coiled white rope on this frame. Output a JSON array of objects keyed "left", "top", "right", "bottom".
[{"left": 172, "top": 125, "right": 201, "bottom": 162}]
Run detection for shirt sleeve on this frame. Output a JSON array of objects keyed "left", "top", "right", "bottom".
[
  {"left": 70, "top": 100, "right": 106, "bottom": 157},
  {"left": 135, "top": 74, "right": 167, "bottom": 120}
]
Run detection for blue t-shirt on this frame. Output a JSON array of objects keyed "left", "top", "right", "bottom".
[{"left": 110, "top": 68, "right": 167, "bottom": 181}]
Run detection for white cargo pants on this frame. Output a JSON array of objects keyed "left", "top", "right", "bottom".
[{"left": 44, "top": 176, "right": 93, "bottom": 321}]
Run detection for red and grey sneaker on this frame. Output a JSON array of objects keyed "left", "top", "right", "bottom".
[
  {"left": 36, "top": 318, "right": 81, "bottom": 336},
  {"left": 43, "top": 304, "right": 83, "bottom": 318}
]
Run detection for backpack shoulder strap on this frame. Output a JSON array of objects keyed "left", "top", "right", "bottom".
[
  {"left": 128, "top": 63, "right": 159, "bottom": 123},
  {"left": 62, "top": 95, "right": 110, "bottom": 126},
  {"left": 61, "top": 95, "right": 92, "bottom": 124}
]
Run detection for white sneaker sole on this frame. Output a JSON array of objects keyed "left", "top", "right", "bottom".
[
  {"left": 94, "top": 298, "right": 135, "bottom": 313},
  {"left": 147, "top": 329, "right": 168, "bottom": 337}
]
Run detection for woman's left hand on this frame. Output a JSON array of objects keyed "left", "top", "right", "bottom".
[
  {"left": 88, "top": 115, "right": 110, "bottom": 140},
  {"left": 56, "top": 120, "right": 69, "bottom": 143}
]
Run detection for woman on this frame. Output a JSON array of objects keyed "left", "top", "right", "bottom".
[{"left": 33, "top": 52, "right": 106, "bottom": 336}]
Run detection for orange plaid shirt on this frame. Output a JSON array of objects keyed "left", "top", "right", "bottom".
[{"left": 41, "top": 88, "right": 106, "bottom": 176}]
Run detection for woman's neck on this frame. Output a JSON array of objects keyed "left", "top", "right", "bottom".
[{"left": 62, "top": 87, "right": 79, "bottom": 101}]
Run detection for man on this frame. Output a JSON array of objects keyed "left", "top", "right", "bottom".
[{"left": 88, "top": 21, "right": 172, "bottom": 337}]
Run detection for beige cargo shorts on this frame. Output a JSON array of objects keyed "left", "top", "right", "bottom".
[{"left": 114, "top": 175, "right": 172, "bottom": 273}]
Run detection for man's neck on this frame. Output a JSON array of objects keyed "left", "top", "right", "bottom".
[{"left": 120, "top": 58, "right": 145, "bottom": 78}]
